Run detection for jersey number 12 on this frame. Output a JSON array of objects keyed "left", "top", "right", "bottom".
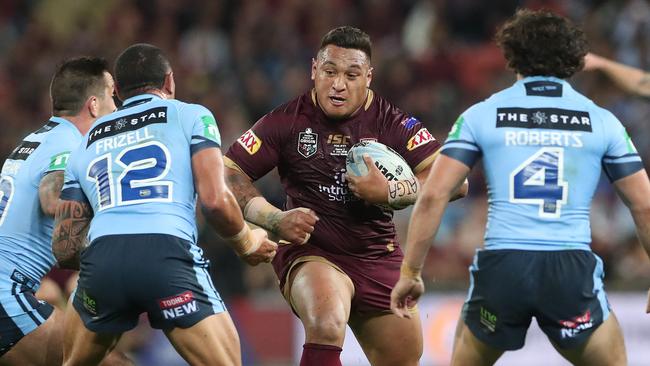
[{"left": 86, "top": 141, "right": 172, "bottom": 210}]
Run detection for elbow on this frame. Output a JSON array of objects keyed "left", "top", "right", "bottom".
[{"left": 200, "top": 194, "right": 232, "bottom": 215}]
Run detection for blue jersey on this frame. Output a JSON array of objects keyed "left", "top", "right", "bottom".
[
  {"left": 443, "top": 76, "right": 644, "bottom": 251},
  {"left": 0, "top": 117, "right": 82, "bottom": 281},
  {"left": 61, "top": 94, "right": 221, "bottom": 244}
]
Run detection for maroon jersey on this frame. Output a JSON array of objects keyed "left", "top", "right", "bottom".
[{"left": 226, "top": 90, "right": 440, "bottom": 259}]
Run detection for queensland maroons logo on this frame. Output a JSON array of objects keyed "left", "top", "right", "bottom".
[{"left": 297, "top": 128, "right": 318, "bottom": 158}]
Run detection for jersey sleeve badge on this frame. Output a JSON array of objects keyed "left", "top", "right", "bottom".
[
  {"left": 406, "top": 128, "right": 435, "bottom": 151},
  {"left": 237, "top": 129, "right": 262, "bottom": 155}
]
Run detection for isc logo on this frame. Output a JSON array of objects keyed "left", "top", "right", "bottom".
[{"left": 327, "top": 134, "right": 350, "bottom": 144}]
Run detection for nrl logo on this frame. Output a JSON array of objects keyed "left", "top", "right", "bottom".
[
  {"left": 297, "top": 128, "right": 318, "bottom": 158},
  {"left": 531, "top": 111, "right": 547, "bottom": 125}
]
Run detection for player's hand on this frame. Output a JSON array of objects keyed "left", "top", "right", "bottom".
[
  {"left": 346, "top": 154, "right": 389, "bottom": 205},
  {"left": 240, "top": 228, "right": 278, "bottom": 266},
  {"left": 390, "top": 275, "right": 424, "bottom": 319},
  {"left": 275, "top": 207, "right": 319, "bottom": 245},
  {"left": 583, "top": 53, "right": 605, "bottom": 72}
]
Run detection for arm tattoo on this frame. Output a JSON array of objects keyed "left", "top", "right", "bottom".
[
  {"left": 38, "top": 171, "right": 64, "bottom": 217},
  {"left": 52, "top": 200, "right": 93, "bottom": 270},
  {"left": 225, "top": 169, "right": 262, "bottom": 209}
]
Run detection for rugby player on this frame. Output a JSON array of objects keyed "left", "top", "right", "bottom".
[
  {"left": 392, "top": 9, "right": 650, "bottom": 366},
  {"left": 52, "top": 44, "right": 277, "bottom": 366},
  {"left": 584, "top": 52, "right": 650, "bottom": 98},
  {"left": 225, "top": 26, "right": 467, "bottom": 366},
  {"left": 0, "top": 57, "right": 130, "bottom": 365}
]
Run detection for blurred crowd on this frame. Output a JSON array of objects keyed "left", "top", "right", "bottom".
[{"left": 1, "top": 0, "right": 649, "bottom": 303}]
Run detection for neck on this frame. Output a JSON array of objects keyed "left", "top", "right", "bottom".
[{"left": 59, "top": 115, "right": 95, "bottom": 135}]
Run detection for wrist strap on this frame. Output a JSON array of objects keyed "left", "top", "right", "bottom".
[
  {"left": 400, "top": 263, "right": 422, "bottom": 279},
  {"left": 243, "top": 196, "right": 282, "bottom": 232},
  {"left": 225, "top": 225, "right": 260, "bottom": 256}
]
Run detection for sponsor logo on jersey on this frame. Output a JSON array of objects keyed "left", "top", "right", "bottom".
[
  {"left": 559, "top": 310, "right": 593, "bottom": 338},
  {"left": 80, "top": 289, "right": 98, "bottom": 316},
  {"left": 87, "top": 107, "right": 167, "bottom": 147},
  {"left": 318, "top": 168, "right": 357, "bottom": 203},
  {"left": 237, "top": 129, "right": 262, "bottom": 155},
  {"left": 448, "top": 116, "right": 465, "bottom": 140},
  {"left": 327, "top": 134, "right": 350, "bottom": 156},
  {"left": 201, "top": 115, "right": 219, "bottom": 141},
  {"left": 407, "top": 128, "right": 434, "bottom": 151},
  {"left": 7, "top": 141, "right": 40, "bottom": 161},
  {"left": 496, "top": 107, "right": 592, "bottom": 132},
  {"left": 49, "top": 151, "right": 70, "bottom": 170},
  {"left": 158, "top": 291, "right": 199, "bottom": 319},
  {"left": 401, "top": 116, "right": 419, "bottom": 130},
  {"left": 298, "top": 128, "right": 318, "bottom": 158},
  {"left": 524, "top": 81, "right": 563, "bottom": 97}
]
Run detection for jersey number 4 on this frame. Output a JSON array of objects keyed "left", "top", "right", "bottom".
[
  {"left": 509, "top": 147, "right": 568, "bottom": 218},
  {"left": 86, "top": 141, "right": 172, "bottom": 211},
  {"left": 0, "top": 176, "right": 14, "bottom": 226}
]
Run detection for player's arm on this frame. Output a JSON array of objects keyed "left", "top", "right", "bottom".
[
  {"left": 612, "top": 169, "right": 650, "bottom": 313},
  {"left": 193, "top": 148, "right": 276, "bottom": 266},
  {"left": 52, "top": 198, "right": 92, "bottom": 270},
  {"left": 224, "top": 159, "right": 318, "bottom": 245},
  {"left": 584, "top": 53, "right": 650, "bottom": 98},
  {"left": 391, "top": 154, "right": 470, "bottom": 318},
  {"left": 38, "top": 171, "right": 64, "bottom": 216},
  {"left": 347, "top": 153, "right": 468, "bottom": 209}
]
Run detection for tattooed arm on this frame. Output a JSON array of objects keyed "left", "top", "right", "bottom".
[
  {"left": 223, "top": 159, "right": 318, "bottom": 245},
  {"left": 51, "top": 199, "right": 93, "bottom": 270},
  {"left": 38, "top": 171, "right": 64, "bottom": 217}
]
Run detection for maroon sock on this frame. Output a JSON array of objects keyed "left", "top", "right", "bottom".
[{"left": 299, "top": 343, "right": 342, "bottom": 366}]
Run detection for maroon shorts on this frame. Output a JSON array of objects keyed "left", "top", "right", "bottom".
[{"left": 272, "top": 243, "right": 403, "bottom": 316}]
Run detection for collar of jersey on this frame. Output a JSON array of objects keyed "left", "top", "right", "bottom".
[
  {"left": 517, "top": 75, "right": 567, "bottom": 85},
  {"left": 48, "top": 116, "right": 82, "bottom": 137},
  {"left": 121, "top": 93, "right": 162, "bottom": 108}
]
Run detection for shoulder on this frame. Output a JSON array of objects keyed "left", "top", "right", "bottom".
[{"left": 369, "top": 92, "right": 408, "bottom": 123}]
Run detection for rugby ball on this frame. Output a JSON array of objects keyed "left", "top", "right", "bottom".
[{"left": 346, "top": 141, "right": 414, "bottom": 181}]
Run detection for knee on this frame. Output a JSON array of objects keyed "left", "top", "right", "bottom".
[{"left": 303, "top": 315, "right": 347, "bottom": 345}]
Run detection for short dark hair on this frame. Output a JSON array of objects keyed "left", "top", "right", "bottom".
[
  {"left": 114, "top": 43, "right": 171, "bottom": 100},
  {"left": 50, "top": 57, "right": 110, "bottom": 116},
  {"left": 495, "top": 9, "right": 588, "bottom": 78},
  {"left": 319, "top": 26, "right": 372, "bottom": 61}
]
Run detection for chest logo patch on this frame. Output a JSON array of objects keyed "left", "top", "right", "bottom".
[{"left": 298, "top": 128, "right": 318, "bottom": 158}]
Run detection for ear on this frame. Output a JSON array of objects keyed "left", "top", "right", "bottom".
[
  {"left": 366, "top": 66, "right": 373, "bottom": 88},
  {"left": 162, "top": 72, "right": 175, "bottom": 99},
  {"left": 114, "top": 83, "right": 124, "bottom": 102},
  {"left": 87, "top": 96, "right": 100, "bottom": 118},
  {"left": 311, "top": 58, "right": 317, "bottom": 81}
]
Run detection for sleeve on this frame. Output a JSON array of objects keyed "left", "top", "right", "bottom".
[
  {"left": 181, "top": 103, "right": 222, "bottom": 156},
  {"left": 381, "top": 114, "right": 441, "bottom": 174},
  {"left": 225, "top": 112, "right": 285, "bottom": 181},
  {"left": 601, "top": 112, "right": 644, "bottom": 182},
  {"left": 59, "top": 149, "right": 89, "bottom": 204},
  {"left": 440, "top": 111, "right": 483, "bottom": 169}
]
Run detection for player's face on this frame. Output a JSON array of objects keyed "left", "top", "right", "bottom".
[
  {"left": 312, "top": 45, "right": 372, "bottom": 120},
  {"left": 97, "top": 71, "right": 116, "bottom": 116}
]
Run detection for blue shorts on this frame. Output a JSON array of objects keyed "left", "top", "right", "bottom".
[
  {"left": 462, "top": 249, "right": 609, "bottom": 350},
  {"left": 72, "top": 234, "right": 226, "bottom": 333},
  {"left": 0, "top": 259, "right": 53, "bottom": 356}
]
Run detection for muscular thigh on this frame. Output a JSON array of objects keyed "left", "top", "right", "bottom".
[
  {"left": 349, "top": 310, "right": 422, "bottom": 366},
  {"left": 1, "top": 307, "right": 62, "bottom": 366}
]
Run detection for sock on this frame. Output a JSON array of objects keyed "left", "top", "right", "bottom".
[{"left": 300, "top": 343, "right": 342, "bottom": 366}]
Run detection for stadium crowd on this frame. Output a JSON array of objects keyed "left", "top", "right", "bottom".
[{"left": 0, "top": 0, "right": 648, "bottom": 320}]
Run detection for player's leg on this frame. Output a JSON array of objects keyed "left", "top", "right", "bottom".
[
  {"left": 164, "top": 311, "right": 241, "bottom": 366},
  {"left": 62, "top": 304, "right": 124, "bottom": 366},
  {"left": 348, "top": 310, "right": 422, "bottom": 366},
  {"left": 288, "top": 260, "right": 355, "bottom": 365},
  {"left": 0, "top": 306, "right": 61, "bottom": 366},
  {"left": 551, "top": 313, "right": 626, "bottom": 366},
  {"left": 450, "top": 320, "right": 504, "bottom": 366}
]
